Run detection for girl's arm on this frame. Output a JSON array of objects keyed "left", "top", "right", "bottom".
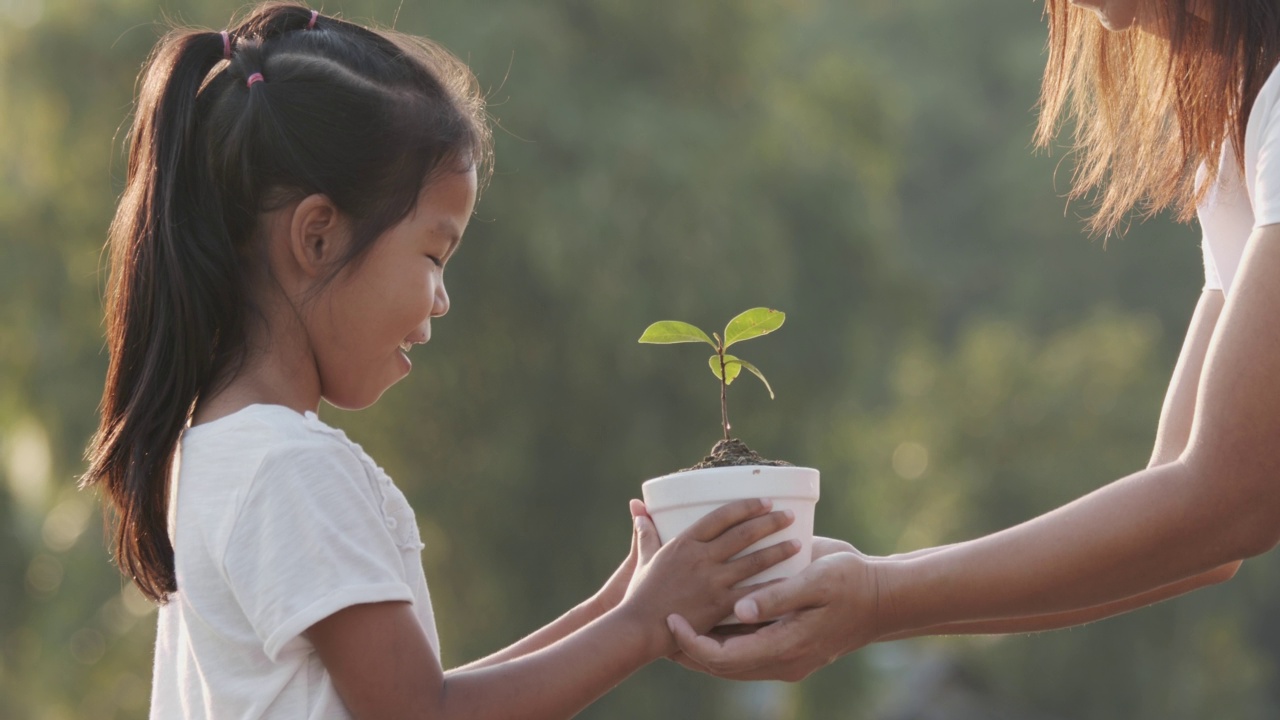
[
  {"left": 307, "top": 499, "right": 799, "bottom": 720},
  {"left": 670, "top": 229, "right": 1280, "bottom": 680},
  {"left": 456, "top": 500, "right": 649, "bottom": 671}
]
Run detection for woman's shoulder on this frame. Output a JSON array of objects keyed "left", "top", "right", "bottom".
[{"left": 1246, "top": 60, "right": 1280, "bottom": 143}]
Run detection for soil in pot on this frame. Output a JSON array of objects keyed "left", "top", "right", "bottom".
[{"left": 683, "top": 438, "right": 794, "bottom": 472}]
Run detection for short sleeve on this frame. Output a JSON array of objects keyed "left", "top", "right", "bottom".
[
  {"left": 223, "top": 441, "right": 413, "bottom": 661},
  {"left": 1252, "top": 87, "right": 1280, "bottom": 227}
]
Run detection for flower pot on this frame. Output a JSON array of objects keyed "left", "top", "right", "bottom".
[{"left": 642, "top": 465, "right": 820, "bottom": 621}]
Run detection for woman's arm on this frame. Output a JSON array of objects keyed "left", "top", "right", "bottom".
[
  {"left": 1149, "top": 289, "right": 1225, "bottom": 468},
  {"left": 670, "top": 228, "right": 1280, "bottom": 679},
  {"left": 879, "top": 288, "right": 1238, "bottom": 638},
  {"left": 877, "top": 230, "right": 1280, "bottom": 634}
]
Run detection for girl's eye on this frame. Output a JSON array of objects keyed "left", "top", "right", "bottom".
[{"left": 427, "top": 255, "right": 443, "bottom": 267}]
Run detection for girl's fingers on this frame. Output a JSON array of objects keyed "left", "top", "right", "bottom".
[
  {"left": 707, "top": 508, "right": 795, "bottom": 560},
  {"left": 634, "top": 513, "right": 663, "bottom": 565},
  {"left": 725, "top": 539, "right": 802, "bottom": 584},
  {"left": 626, "top": 499, "right": 647, "bottom": 561},
  {"left": 685, "top": 498, "right": 773, "bottom": 542}
]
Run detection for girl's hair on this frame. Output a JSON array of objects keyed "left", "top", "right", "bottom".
[
  {"left": 82, "top": 2, "right": 491, "bottom": 604},
  {"left": 1036, "top": 1, "right": 1280, "bottom": 235}
]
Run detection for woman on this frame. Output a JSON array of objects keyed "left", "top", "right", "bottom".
[{"left": 667, "top": 0, "right": 1280, "bottom": 681}]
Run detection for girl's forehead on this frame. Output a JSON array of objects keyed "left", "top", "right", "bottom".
[
  {"left": 424, "top": 168, "right": 478, "bottom": 214},
  {"left": 401, "top": 169, "right": 477, "bottom": 231}
]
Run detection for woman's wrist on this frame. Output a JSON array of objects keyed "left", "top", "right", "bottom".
[{"left": 865, "top": 556, "right": 918, "bottom": 644}]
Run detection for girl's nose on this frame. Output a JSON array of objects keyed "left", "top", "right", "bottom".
[{"left": 432, "top": 281, "right": 450, "bottom": 317}]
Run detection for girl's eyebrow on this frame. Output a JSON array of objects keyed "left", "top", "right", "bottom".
[
  {"left": 433, "top": 219, "right": 462, "bottom": 242},
  {"left": 433, "top": 220, "right": 464, "bottom": 256}
]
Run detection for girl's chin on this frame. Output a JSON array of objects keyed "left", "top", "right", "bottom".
[{"left": 323, "top": 376, "right": 408, "bottom": 412}]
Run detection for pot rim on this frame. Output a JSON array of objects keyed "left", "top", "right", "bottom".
[
  {"left": 642, "top": 465, "right": 819, "bottom": 507},
  {"left": 645, "top": 464, "right": 818, "bottom": 483}
]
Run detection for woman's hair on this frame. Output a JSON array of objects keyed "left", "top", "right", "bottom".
[
  {"left": 82, "top": 2, "right": 492, "bottom": 604},
  {"left": 1036, "top": 1, "right": 1280, "bottom": 235}
]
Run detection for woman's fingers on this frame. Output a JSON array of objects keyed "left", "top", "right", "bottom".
[
  {"left": 667, "top": 613, "right": 793, "bottom": 680},
  {"left": 665, "top": 648, "right": 710, "bottom": 673},
  {"left": 669, "top": 607, "right": 833, "bottom": 682},
  {"left": 734, "top": 558, "right": 833, "bottom": 623},
  {"left": 667, "top": 553, "right": 874, "bottom": 682},
  {"left": 811, "top": 536, "right": 858, "bottom": 558},
  {"left": 667, "top": 613, "right": 732, "bottom": 664}
]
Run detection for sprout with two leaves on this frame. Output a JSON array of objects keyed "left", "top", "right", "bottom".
[{"left": 638, "top": 307, "right": 785, "bottom": 442}]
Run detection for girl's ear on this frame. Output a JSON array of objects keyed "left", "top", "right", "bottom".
[{"left": 288, "top": 194, "right": 347, "bottom": 278}]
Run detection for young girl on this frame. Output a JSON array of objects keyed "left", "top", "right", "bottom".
[
  {"left": 669, "top": 0, "right": 1280, "bottom": 682},
  {"left": 81, "top": 4, "right": 800, "bottom": 717}
]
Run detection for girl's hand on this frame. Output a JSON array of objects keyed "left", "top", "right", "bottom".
[
  {"left": 618, "top": 498, "right": 801, "bottom": 659},
  {"left": 591, "top": 499, "right": 651, "bottom": 614}
]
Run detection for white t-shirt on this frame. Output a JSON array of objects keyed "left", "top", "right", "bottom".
[
  {"left": 1199, "top": 61, "right": 1280, "bottom": 293},
  {"left": 151, "top": 404, "right": 438, "bottom": 719}
]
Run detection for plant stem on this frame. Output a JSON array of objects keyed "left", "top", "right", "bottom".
[{"left": 718, "top": 347, "right": 729, "bottom": 442}]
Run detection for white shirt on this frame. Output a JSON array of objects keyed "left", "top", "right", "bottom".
[
  {"left": 1199, "top": 61, "right": 1280, "bottom": 293},
  {"left": 151, "top": 404, "right": 438, "bottom": 719}
]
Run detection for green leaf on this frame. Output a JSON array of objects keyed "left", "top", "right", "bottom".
[
  {"left": 735, "top": 357, "right": 776, "bottom": 399},
  {"left": 723, "top": 308, "right": 785, "bottom": 349},
  {"left": 709, "top": 354, "right": 743, "bottom": 385},
  {"left": 639, "top": 321, "right": 716, "bottom": 347}
]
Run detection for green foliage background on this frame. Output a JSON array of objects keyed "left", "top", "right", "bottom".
[{"left": 4, "top": 0, "right": 1279, "bottom": 717}]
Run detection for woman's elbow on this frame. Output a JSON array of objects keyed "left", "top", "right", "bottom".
[
  {"left": 1183, "top": 452, "right": 1280, "bottom": 560},
  {"left": 1228, "top": 480, "right": 1280, "bottom": 559}
]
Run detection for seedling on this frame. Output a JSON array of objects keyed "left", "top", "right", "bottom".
[{"left": 638, "top": 307, "right": 785, "bottom": 442}]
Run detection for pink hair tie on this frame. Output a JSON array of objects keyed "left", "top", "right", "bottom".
[
  {"left": 221, "top": 31, "right": 232, "bottom": 60},
  {"left": 307, "top": 10, "right": 319, "bottom": 29},
  {"left": 246, "top": 72, "right": 265, "bottom": 88}
]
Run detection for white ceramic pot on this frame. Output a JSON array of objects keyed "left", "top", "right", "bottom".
[{"left": 641, "top": 464, "right": 820, "bottom": 590}]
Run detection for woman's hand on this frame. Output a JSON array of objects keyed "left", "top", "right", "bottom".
[
  {"left": 810, "top": 536, "right": 859, "bottom": 558},
  {"left": 666, "top": 539, "right": 881, "bottom": 681}
]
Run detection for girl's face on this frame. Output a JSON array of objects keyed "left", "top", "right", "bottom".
[{"left": 308, "top": 168, "right": 478, "bottom": 410}]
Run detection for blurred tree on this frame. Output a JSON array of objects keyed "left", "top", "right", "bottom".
[{"left": 1, "top": 0, "right": 1274, "bottom": 718}]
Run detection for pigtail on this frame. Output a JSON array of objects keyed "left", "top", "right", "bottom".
[{"left": 83, "top": 30, "right": 236, "bottom": 604}]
